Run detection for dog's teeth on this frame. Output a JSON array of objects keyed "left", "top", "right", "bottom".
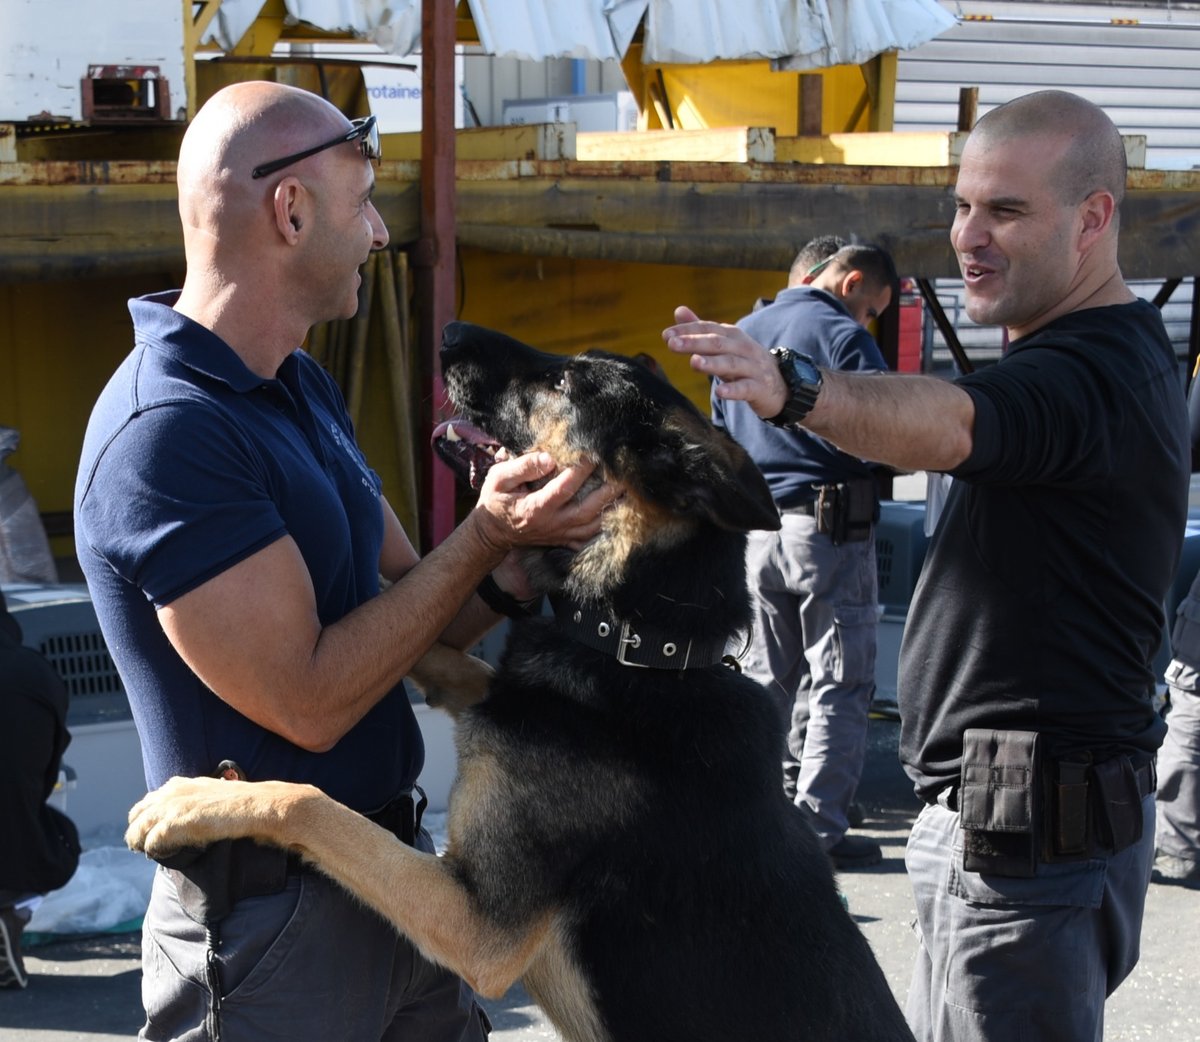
[
  {"left": 485, "top": 446, "right": 496, "bottom": 457},
  {"left": 445, "top": 424, "right": 462, "bottom": 443}
]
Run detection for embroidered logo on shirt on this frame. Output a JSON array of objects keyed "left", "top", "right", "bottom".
[{"left": 328, "top": 422, "right": 379, "bottom": 495}]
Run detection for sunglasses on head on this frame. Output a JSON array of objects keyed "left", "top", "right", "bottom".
[
  {"left": 251, "top": 115, "right": 381, "bottom": 180},
  {"left": 805, "top": 254, "right": 837, "bottom": 278}
]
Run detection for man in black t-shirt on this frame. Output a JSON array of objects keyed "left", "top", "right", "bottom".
[{"left": 664, "top": 90, "right": 1188, "bottom": 1042}]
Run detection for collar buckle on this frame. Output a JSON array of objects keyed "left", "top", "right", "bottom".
[
  {"left": 615, "top": 622, "right": 692, "bottom": 669},
  {"left": 615, "top": 622, "right": 647, "bottom": 668}
]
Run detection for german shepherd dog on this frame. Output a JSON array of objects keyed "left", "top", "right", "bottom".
[{"left": 126, "top": 322, "right": 915, "bottom": 1042}]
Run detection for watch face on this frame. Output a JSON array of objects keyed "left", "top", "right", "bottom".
[{"left": 789, "top": 354, "right": 821, "bottom": 385}]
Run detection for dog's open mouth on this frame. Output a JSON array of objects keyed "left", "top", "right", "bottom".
[{"left": 432, "top": 419, "right": 501, "bottom": 491}]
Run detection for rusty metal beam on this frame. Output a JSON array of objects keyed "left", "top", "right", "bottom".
[
  {"left": 2, "top": 161, "right": 1200, "bottom": 284},
  {"left": 453, "top": 179, "right": 959, "bottom": 275},
  {"left": 0, "top": 179, "right": 420, "bottom": 282}
]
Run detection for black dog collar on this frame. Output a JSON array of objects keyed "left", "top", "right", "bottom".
[{"left": 551, "top": 597, "right": 727, "bottom": 670}]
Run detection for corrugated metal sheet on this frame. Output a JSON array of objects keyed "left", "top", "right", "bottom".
[
  {"left": 895, "top": 0, "right": 1200, "bottom": 366},
  {"left": 896, "top": 8, "right": 1200, "bottom": 169}
]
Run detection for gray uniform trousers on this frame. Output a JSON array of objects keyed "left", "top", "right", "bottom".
[
  {"left": 736, "top": 510, "right": 878, "bottom": 847},
  {"left": 905, "top": 798, "right": 1155, "bottom": 1042},
  {"left": 1159, "top": 584, "right": 1200, "bottom": 866},
  {"left": 139, "top": 829, "right": 489, "bottom": 1042}
]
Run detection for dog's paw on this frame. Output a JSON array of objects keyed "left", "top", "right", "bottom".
[
  {"left": 126, "top": 776, "right": 258, "bottom": 858},
  {"left": 407, "top": 643, "right": 495, "bottom": 715}
]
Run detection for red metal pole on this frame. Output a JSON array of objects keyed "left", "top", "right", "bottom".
[{"left": 417, "top": 0, "right": 457, "bottom": 549}]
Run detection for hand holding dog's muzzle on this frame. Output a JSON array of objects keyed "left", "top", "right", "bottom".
[{"left": 473, "top": 453, "right": 617, "bottom": 553}]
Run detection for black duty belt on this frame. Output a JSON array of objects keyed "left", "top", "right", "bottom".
[
  {"left": 781, "top": 498, "right": 819, "bottom": 516},
  {"left": 933, "top": 757, "right": 1156, "bottom": 866},
  {"left": 935, "top": 760, "right": 1156, "bottom": 813}
]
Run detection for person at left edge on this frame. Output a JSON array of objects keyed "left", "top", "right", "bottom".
[
  {"left": 74, "top": 81, "right": 615, "bottom": 1042},
  {"left": 0, "top": 589, "right": 81, "bottom": 990}
]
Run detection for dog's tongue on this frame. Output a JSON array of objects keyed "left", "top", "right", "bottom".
[{"left": 431, "top": 418, "right": 501, "bottom": 491}]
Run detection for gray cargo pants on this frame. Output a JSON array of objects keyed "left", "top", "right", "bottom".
[
  {"left": 905, "top": 799, "right": 1154, "bottom": 1042},
  {"left": 1159, "top": 583, "right": 1200, "bottom": 866},
  {"left": 737, "top": 511, "right": 878, "bottom": 847}
]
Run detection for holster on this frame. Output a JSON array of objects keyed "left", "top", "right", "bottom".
[
  {"left": 161, "top": 839, "right": 295, "bottom": 927},
  {"left": 814, "top": 478, "right": 877, "bottom": 545},
  {"left": 368, "top": 787, "right": 428, "bottom": 848}
]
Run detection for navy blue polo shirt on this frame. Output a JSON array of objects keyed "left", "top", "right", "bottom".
[
  {"left": 712, "top": 286, "right": 887, "bottom": 505},
  {"left": 75, "top": 291, "right": 421, "bottom": 810}
]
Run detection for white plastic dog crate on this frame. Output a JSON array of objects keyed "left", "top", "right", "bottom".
[{"left": 4, "top": 583, "right": 146, "bottom": 843}]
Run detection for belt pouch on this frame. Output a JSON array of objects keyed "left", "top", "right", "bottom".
[
  {"left": 1090, "top": 756, "right": 1144, "bottom": 853},
  {"left": 959, "top": 728, "right": 1040, "bottom": 878},
  {"left": 842, "top": 478, "right": 877, "bottom": 542},
  {"left": 160, "top": 838, "right": 292, "bottom": 926},
  {"left": 1049, "top": 758, "right": 1091, "bottom": 858}
]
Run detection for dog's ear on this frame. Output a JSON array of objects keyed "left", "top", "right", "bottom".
[{"left": 640, "top": 411, "right": 781, "bottom": 533}]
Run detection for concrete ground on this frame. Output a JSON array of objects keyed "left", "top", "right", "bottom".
[{"left": 1, "top": 715, "right": 1197, "bottom": 1041}]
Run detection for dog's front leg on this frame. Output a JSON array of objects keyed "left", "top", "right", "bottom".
[{"left": 126, "top": 777, "right": 545, "bottom": 997}]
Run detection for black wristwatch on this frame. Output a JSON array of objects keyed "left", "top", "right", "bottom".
[{"left": 766, "top": 347, "right": 823, "bottom": 427}]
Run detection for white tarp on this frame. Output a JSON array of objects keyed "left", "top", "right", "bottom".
[
  {"left": 471, "top": 0, "right": 647, "bottom": 63},
  {"left": 203, "top": 0, "right": 425, "bottom": 54},
  {"left": 643, "top": 0, "right": 833, "bottom": 64},
  {"left": 206, "top": 0, "right": 955, "bottom": 68},
  {"left": 771, "top": 0, "right": 958, "bottom": 70}
]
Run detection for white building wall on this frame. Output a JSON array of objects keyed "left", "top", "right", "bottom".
[
  {"left": 0, "top": 0, "right": 186, "bottom": 123},
  {"left": 460, "top": 50, "right": 627, "bottom": 127}
]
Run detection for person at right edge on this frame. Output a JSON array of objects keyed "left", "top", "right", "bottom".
[
  {"left": 1152, "top": 355, "right": 1200, "bottom": 891},
  {"left": 664, "top": 90, "right": 1189, "bottom": 1042},
  {"left": 715, "top": 242, "right": 899, "bottom": 870}
]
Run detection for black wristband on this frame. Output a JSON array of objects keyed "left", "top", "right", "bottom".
[{"left": 476, "top": 574, "right": 543, "bottom": 619}]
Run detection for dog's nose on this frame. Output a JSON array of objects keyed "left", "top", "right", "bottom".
[{"left": 439, "top": 323, "right": 469, "bottom": 374}]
